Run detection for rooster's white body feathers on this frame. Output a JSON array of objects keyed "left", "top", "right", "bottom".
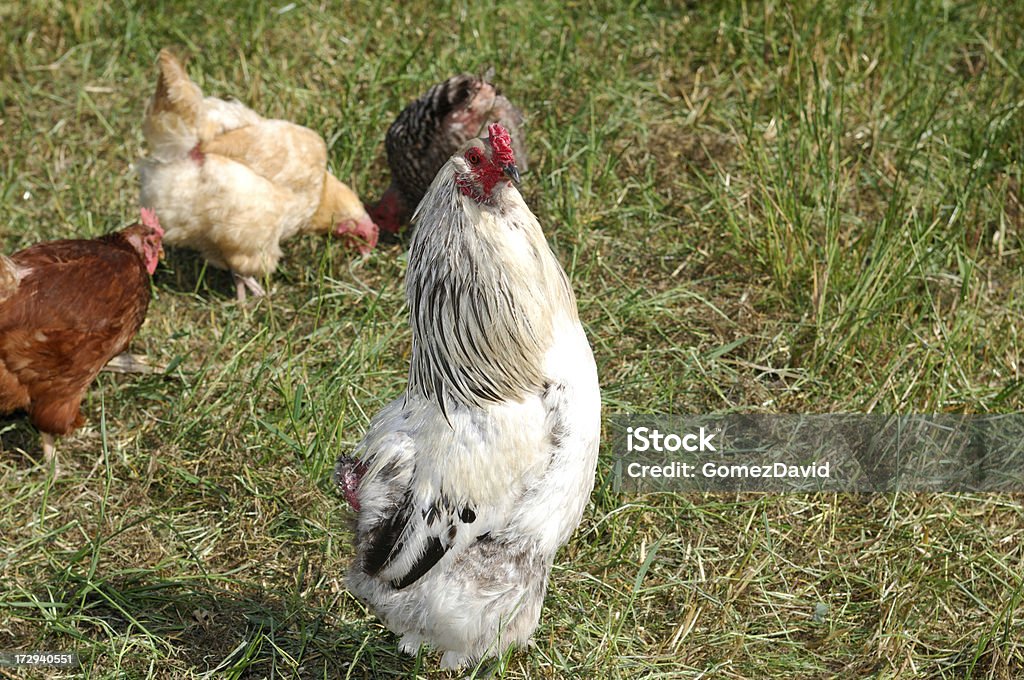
[{"left": 339, "top": 131, "right": 599, "bottom": 669}]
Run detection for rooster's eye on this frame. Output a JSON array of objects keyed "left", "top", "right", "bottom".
[{"left": 465, "top": 149, "right": 482, "bottom": 166}]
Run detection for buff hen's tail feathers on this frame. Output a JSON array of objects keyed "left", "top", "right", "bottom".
[{"left": 143, "top": 49, "right": 205, "bottom": 162}]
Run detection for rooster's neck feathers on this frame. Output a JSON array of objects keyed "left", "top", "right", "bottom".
[{"left": 405, "top": 160, "right": 576, "bottom": 412}]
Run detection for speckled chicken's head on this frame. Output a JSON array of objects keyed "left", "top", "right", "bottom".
[
  {"left": 123, "top": 208, "right": 165, "bottom": 275},
  {"left": 453, "top": 123, "right": 521, "bottom": 206}
]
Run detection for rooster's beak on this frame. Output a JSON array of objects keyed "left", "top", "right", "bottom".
[{"left": 503, "top": 164, "right": 521, "bottom": 185}]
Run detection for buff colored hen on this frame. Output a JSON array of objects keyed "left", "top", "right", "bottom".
[{"left": 139, "top": 49, "right": 377, "bottom": 300}]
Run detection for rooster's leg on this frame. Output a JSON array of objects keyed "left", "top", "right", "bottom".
[{"left": 232, "top": 272, "right": 266, "bottom": 301}]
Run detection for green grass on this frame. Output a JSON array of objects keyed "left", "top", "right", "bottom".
[{"left": 2, "top": 0, "right": 1023, "bottom": 677}]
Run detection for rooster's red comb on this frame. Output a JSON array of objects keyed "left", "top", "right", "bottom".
[
  {"left": 487, "top": 123, "right": 515, "bottom": 166},
  {"left": 139, "top": 207, "right": 165, "bottom": 237}
]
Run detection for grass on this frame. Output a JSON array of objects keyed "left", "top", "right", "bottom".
[{"left": 1, "top": 0, "right": 1023, "bottom": 677}]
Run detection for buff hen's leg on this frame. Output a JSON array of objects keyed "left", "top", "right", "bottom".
[{"left": 233, "top": 272, "right": 266, "bottom": 301}]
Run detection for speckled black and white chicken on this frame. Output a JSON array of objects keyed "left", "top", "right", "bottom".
[
  {"left": 368, "top": 72, "right": 528, "bottom": 236},
  {"left": 335, "top": 123, "right": 598, "bottom": 669}
]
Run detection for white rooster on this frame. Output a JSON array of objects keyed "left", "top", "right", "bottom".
[{"left": 335, "top": 123, "right": 600, "bottom": 669}]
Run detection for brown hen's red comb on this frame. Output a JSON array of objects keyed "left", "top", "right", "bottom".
[
  {"left": 139, "top": 207, "right": 165, "bottom": 237},
  {"left": 488, "top": 123, "right": 515, "bottom": 166}
]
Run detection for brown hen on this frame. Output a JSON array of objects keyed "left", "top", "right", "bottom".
[{"left": 0, "top": 209, "right": 164, "bottom": 465}]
